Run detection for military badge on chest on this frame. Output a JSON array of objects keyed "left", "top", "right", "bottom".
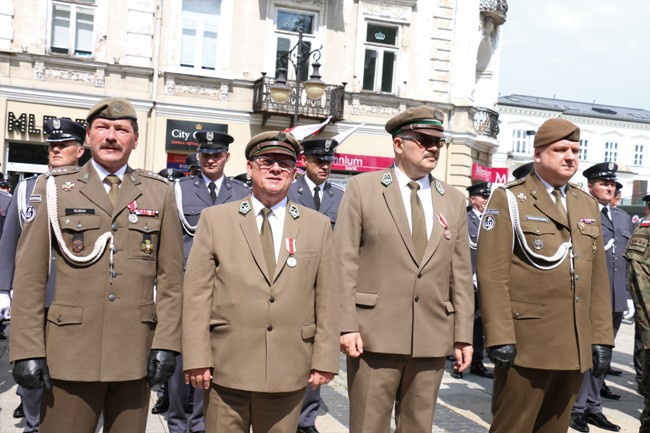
[
  {"left": 141, "top": 235, "right": 154, "bottom": 255},
  {"left": 286, "top": 238, "right": 297, "bottom": 268}
]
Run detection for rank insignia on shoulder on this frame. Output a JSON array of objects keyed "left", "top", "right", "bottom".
[
  {"left": 482, "top": 215, "right": 496, "bottom": 231},
  {"left": 239, "top": 201, "right": 251, "bottom": 215},
  {"left": 62, "top": 182, "right": 74, "bottom": 191},
  {"left": 289, "top": 204, "right": 300, "bottom": 219},
  {"left": 517, "top": 193, "right": 527, "bottom": 202},
  {"left": 381, "top": 172, "right": 393, "bottom": 187},
  {"left": 435, "top": 181, "right": 445, "bottom": 196}
]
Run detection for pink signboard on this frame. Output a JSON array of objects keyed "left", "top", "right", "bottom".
[
  {"left": 472, "top": 163, "right": 509, "bottom": 183},
  {"left": 298, "top": 152, "right": 395, "bottom": 173}
]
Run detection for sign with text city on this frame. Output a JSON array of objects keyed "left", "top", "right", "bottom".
[{"left": 165, "top": 119, "right": 228, "bottom": 152}]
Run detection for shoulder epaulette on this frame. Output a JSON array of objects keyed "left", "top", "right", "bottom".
[
  {"left": 0, "top": 190, "right": 11, "bottom": 198},
  {"left": 503, "top": 178, "right": 525, "bottom": 188},
  {"left": 135, "top": 168, "right": 168, "bottom": 183},
  {"left": 610, "top": 207, "right": 629, "bottom": 216},
  {"left": 568, "top": 183, "right": 592, "bottom": 198},
  {"left": 48, "top": 166, "right": 80, "bottom": 176},
  {"left": 228, "top": 176, "right": 249, "bottom": 188},
  {"left": 330, "top": 183, "right": 344, "bottom": 192}
]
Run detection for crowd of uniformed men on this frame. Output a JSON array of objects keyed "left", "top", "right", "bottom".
[{"left": 0, "top": 97, "right": 650, "bottom": 433}]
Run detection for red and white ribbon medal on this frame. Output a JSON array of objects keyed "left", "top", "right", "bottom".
[
  {"left": 438, "top": 213, "right": 452, "bottom": 240},
  {"left": 128, "top": 201, "right": 139, "bottom": 223},
  {"left": 286, "top": 238, "right": 297, "bottom": 267}
]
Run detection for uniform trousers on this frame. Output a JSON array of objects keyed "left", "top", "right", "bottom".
[
  {"left": 472, "top": 291, "right": 486, "bottom": 365},
  {"left": 168, "top": 354, "right": 204, "bottom": 433},
  {"left": 40, "top": 378, "right": 150, "bottom": 433},
  {"left": 17, "top": 385, "right": 43, "bottom": 433},
  {"left": 490, "top": 365, "right": 583, "bottom": 433},
  {"left": 347, "top": 351, "right": 446, "bottom": 433},
  {"left": 298, "top": 384, "right": 320, "bottom": 427},
  {"left": 204, "top": 384, "right": 304, "bottom": 433}
]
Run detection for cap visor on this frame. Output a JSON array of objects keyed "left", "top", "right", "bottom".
[{"left": 415, "top": 129, "right": 446, "bottom": 139}]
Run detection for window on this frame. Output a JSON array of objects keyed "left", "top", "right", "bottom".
[
  {"left": 362, "top": 23, "right": 398, "bottom": 93},
  {"left": 511, "top": 129, "right": 533, "bottom": 154},
  {"left": 273, "top": 9, "right": 318, "bottom": 81},
  {"left": 578, "top": 139, "right": 588, "bottom": 161},
  {"left": 50, "top": 1, "right": 96, "bottom": 57},
  {"left": 634, "top": 144, "right": 644, "bottom": 166},
  {"left": 604, "top": 141, "right": 618, "bottom": 163},
  {"left": 180, "top": 0, "right": 221, "bottom": 71}
]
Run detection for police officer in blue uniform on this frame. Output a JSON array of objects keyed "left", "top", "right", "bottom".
[
  {"left": 0, "top": 117, "right": 85, "bottom": 432},
  {"left": 570, "top": 162, "right": 631, "bottom": 432},
  {"left": 168, "top": 130, "right": 248, "bottom": 433},
  {"left": 288, "top": 137, "right": 343, "bottom": 433}
]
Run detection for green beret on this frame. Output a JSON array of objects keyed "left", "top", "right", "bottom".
[
  {"left": 86, "top": 97, "right": 138, "bottom": 123},
  {"left": 385, "top": 105, "right": 445, "bottom": 138},
  {"left": 245, "top": 131, "right": 301, "bottom": 161},
  {"left": 534, "top": 118, "right": 580, "bottom": 148}
]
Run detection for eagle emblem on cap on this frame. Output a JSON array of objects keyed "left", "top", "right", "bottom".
[
  {"left": 324, "top": 139, "right": 332, "bottom": 152},
  {"left": 207, "top": 131, "right": 214, "bottom": 142},
  {"left": 166, "top": 169, "right": 173, "bottom": 176},
  {"left": 277, "top": 131, "right": 287, "bottom": 141},
  {"left": 53, "top": 118, "right": 61, "bottom": 129},
  {"left": 113, "top": 101, "right": 123, "bottom": 114},
  {"left": 608, "top": 162, "right": 614, "bottom": 170}
]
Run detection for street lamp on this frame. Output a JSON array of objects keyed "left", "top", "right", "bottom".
[{"left": 270, "top": 30, "right": 327, "bottom": 126}]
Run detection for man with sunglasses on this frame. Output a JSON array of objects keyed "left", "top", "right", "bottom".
[
  {"left": 169, "top": 130, "right": 249, "bottom": 433},
  {"left": 336, "top": 106, "right": 474, "bottom": 433},
  {"left": 182, "top": 131, "right": 339, "bottom": 433}
]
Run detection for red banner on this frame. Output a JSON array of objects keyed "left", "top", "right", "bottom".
[{"left": 472, "top": 163, "right": 509, "bottom": 183}]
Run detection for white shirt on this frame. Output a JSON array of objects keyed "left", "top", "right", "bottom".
[
  {"left": 536, "top": 173, "right": 567, "bottom": 213},
  {"left": 393, "top": 166, "right": 434, "bottom": 239},
  {"left": 92, "top": 160, "right": 127, "bottom": 193},
  {"left": 304, "top": 175, "right": 325, "bottom": 202},
  {"left": 202, "top": 173, "right": 224, "bottom": 197},
  {"left": 472, "top": 208, "right": 482, "bottom": 219},
  {"left": 251, "top": 195, "right": 286, "bottom": 261}
]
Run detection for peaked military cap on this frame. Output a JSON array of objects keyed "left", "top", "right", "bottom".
[
  {"left": 385, "top": 106, "right": 446, "bottom": 139},
  {"left": 466, "top": 182, "right": 491, "bottom": 197},
  {"left": 158, "top": 168, "right": 186, "bottom": 180},
  {"left": 86, "top": 97, "right": 137, "bottom": 123},
  {"left": 615, "top": 181, "right": 623, "bottom": 192},
  {"left": 302, "top": 138, "right": 338, "bottom": 161},
  {"left": 245, "top": 131, "right": 301, "bottom": 161},
  {"left": 643, "top": 194, "right": 650, "bottom": 205},
  {"left": 583, "top": 162, "right": 618, "bottom": 181},
  {"left": 513, "top": 162, "right": 534, "bottom": 180},
  {"left": 44, "top": 117, "right": 86, "bottom": 145},
  {"left": 195, "top": 130, "right": 234, "bottom": 154},
  {"left": 185, "top": 153, "right": 200, "bottom": 170},
  {"left": 534, "top": 118, "right": 580, "bottom": 148},
  {"left": 0, "top": 178, "right": 10, "bottom": 188}
]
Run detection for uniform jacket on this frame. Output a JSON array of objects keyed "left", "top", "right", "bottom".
[
  {"left": 182, "top": 197, "right": 340, "bottom": 393},
  {"left": 334, "top": 167, "right": 474, "bottom": 357},
  {"left": 10, "top": 162, "right": 184, "bottom": 382},
  {"left": 175, "top": 173, "right": 248, "bottom": 263},
  {"left": 288, "top": 175, "right": 343, "bottom": 226},
  {"left": 625, "top": 218, "right": 650, "bottom": 348},
  {"left": 602, "top": 206, "right": 634, "bottom": 312},
  {"left": 0, "top": 176, "right": 57, "bottom": 307},
  {"left": 477, "top": 172, "right": 614, "bottom": 372},
  {"left": 0, "top": 190, "right": 12, "bottom": 237},
  {"left": 467, "top": 209, "right": 480, "bottom": 274}
]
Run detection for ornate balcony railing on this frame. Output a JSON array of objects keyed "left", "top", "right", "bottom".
[
  {"left": 252, "top": 75, "right": 346, "bottom": 124},
  {"left": 480, "top": 0, "right": 508, "bottom": 25},
  {"left": 473, "top": 107, "right": 500, "bottom": 139}
]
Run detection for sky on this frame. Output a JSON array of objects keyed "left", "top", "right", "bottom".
[{"left": 498, "top": 0, "right": 650, "bottom": 110}]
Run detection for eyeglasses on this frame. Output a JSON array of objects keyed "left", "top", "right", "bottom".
[
  {"left": 253, "top": 156, "right": 295, "bottom": 172},
  {"left": 401, "top": 135, "right": 444, "bottom": 149}
]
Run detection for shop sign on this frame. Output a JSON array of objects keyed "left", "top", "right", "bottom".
[
  {"left": 472, "top": 163, "right": 509, "bottom": 183},
  {"left": 166, "top": 119, "right": 228, "bottom": 152},
  {"left": 298, "top": 152, "right": 394, "bottom": 173},
  {"left": 6, "top": 112, "right": 87, "bottom": 134}
]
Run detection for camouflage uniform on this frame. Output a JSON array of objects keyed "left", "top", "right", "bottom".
[{"left": 625, "top": 217, "right": 650, "bottom": 432}]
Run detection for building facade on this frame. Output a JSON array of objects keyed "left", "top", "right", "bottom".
[{"left": 0, "top": 0, "right": 507, "bottom": 190}]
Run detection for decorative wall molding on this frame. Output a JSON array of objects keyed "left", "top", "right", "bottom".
[
  {"left": 33, "top": 61, "right": 44, "bottom": 81},
  {"left": 44, "top": 68, "right": 95, "bottom": 84},
  {"left": 351, "top": 97, "right": 400, "bottom": 116},
  {"left": 288, "top": 0, "right": 324, "bottom": 6},
  {"left": 95, "top": 69, "right": 105, "bottom": 88},
  {"left": 219, "top": 82, "right": 229, "bottom": 101},
  {"left": 360, "top": 1, "right": 411, "bottom": 21}
]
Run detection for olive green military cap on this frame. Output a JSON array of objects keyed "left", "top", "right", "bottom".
[
  {"left": 534, "top": 118, "right": 580, "bottom": 148},
  {"left": 385, "top": 105, "right": 446, "bottom": 138},
  {"left": 86, "top": 97, "right": 138, "bottom": 123},
  {"left": 245, "top": 131, "right": 301, "bottom": 161}
]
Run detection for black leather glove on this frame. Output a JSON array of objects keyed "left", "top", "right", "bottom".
[
  {"left": 487, "top": 344, "right": 517, "bottom": 368},
  {"left": 147, "top": 350, "right": 177, "bottom": 387},
  {"left": 592, "top": 344, "right": 612, "bottom": 378},
  {"left": 12, "top": 358, "right": 52, "bottom": 390}
]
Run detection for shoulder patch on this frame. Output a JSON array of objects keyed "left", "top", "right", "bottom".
[
  {"left": 228, "top": 177, "right": 249, "bottom": 188},
  {"left": 239, "top": 200, "right": 251, "bottom": 215},
  {"left": 49, "top": 166, "right": 80, "bottom": 176},
  {"left": 504, "top": 178, "right": 526, "bottom": 188},
  {"left": 289, "top": 204, "right": 300, "bottom": 219},
  {"left": 135, "top": 169, "right": 168, "bottom": 183}
]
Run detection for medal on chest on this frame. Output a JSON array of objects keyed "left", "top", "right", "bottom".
[{"left": 286, "top": 238, "right": 297, "bottom": 268}]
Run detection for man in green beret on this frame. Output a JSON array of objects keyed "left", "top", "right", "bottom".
[
  {"left": 336, "top": 106, "right": 474, "bottom": 433},
  {"left": 477, "top": 117, "right": 614, "bottom": 432},
  {"left": 182, "top": 131, "right": 340, "bottom": 433},
  {"left": 10, "top": 97, "right": 184, "bottom": 433}
]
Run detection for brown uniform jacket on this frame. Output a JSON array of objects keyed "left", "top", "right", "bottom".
[
  {"left": 10, "top": 163, "right": 184, "bottom": 382},
  {"left": 181, "top": 197, "right": 340, "bottom": 393},
  {"left": 334, "top": 168, "right": 474, "bottom": 357},
  {"left": 477, "top": 172, "right": 614, "bottom": 372}
]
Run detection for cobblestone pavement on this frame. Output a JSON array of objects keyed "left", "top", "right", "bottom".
[{"left": 1, "top": 321, "right": 643, "bottom": 432}]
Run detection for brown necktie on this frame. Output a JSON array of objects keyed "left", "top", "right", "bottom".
[
  {"left": 551, "top": 187, "right": 568, "bottom": 226},
  {"left": 105, "top": 174, "right": 121, "bottom": 209},
  {"left": 408, "top": 181, "right": 427, "bottom": 262},
  {"left": 260, "top": 208, "right": 275, "bottom": 277}
]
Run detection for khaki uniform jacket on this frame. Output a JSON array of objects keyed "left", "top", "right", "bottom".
[
  {"left": 334, "top": 168, "right": 474, "bottom": 357},
  {"left": 477, "top": 172, "right": 614, "bottom": 372},
  {"left": 10, "top": 163, "right": 184, "bottom": 382},
  {"left": 182, "top": 197, "right": 340, "bottom": 393}
]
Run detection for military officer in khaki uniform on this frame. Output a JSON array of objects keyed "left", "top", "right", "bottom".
[
  {"left": 336, "top": 106, "right": 474, "bottom": 433},
  {"left": 477, "top": 118, "right": 614, "bottom": 433},
  {"left": 182, "top": 131, "right": 340, "bottom": 433},
  {"left": 9, "top": 97, "right": 184, "bottom": 433}
]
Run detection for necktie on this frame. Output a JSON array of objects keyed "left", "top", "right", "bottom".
[
  {"left": 105, "top": 174, "right": 121, "bottom": 209},
  {"left": 551, "top": 188, "right": 568, "bottom": 225},
  {"left": 601, "top": 206, "right": 609, "bottom": 221},
  {"left": 313, "top": 185, "right": 321, "bottom": 210},
  {"left": 408, "top": 181, "right": 427, "bottom": 262},
  {"left": 260, "top": 208, "right": 275, "bottom": 277},
  {"left": 208, "top": 182, "right": 217, "bottom": 205}
]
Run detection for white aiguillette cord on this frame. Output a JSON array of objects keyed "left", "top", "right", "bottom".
[
  {"left": 47, "top": 176, "right": 113, "bottom": 266},
  {"left": 174, "top": 180, "right": 196, "bottom": 237}
]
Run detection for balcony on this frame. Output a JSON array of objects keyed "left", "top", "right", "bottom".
[
  {"left": 473, "top": 107, "right": 500, "bottom": 139},
  {"left": 480, "top": 0, "right": 508, "bottom": 25},
  {"left": 252, "top": 74, "right": 346, "bottom": 125}
]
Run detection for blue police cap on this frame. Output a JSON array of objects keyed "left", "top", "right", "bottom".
[
  {"left": 512, "top": 162, "right": 534, "bottom": 180},
  {"left": 466, "top": 182, "right": 491, "bottom": 197},
  {"left": 582, "top": 162, "right": 618, "bottom": 181},
  {"left": 302, "top": 138, "right": 338, "bottom": 161},
  {"left": 44, "top": 117, "right": 86, "bottom": 144},
  {"left": 185, "top": 153, "right": 200, "bottom": 170},
  {"left": 195, "top": 130, "right": 234, "bottom": 154},
  {"left": 158, "top": 168, "right": 186, "bottom": 180}
]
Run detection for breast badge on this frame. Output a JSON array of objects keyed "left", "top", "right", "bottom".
[
  {"left": 482, "top": 215, "right": 496, "bottom": 231},
  {"left": 533, "top": 238, "right": 544, "bottom": 250}
]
